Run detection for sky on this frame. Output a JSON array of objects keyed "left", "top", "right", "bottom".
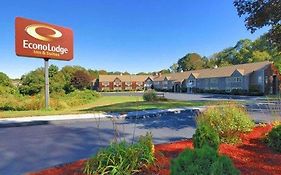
[{"left": 0, "top": 0, "right": 269, "bottom": 79}]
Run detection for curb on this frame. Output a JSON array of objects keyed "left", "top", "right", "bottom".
[{"left": 0, "top": 107, "right": 206, "bottom": 128}]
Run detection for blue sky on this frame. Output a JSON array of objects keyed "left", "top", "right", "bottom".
[{"left": 0, "top": 0, "right": 268, "bottom": 78}]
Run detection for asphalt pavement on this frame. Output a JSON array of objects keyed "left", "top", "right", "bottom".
[
  {"left": 0, "top": 110, "right": 197, "bottom": 175},
  {"left": 0, "top": 93, "right": 280, "bottom": 175}
]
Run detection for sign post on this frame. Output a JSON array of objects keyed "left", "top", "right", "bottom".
[
  {"left": 44, "top": 58, "right": 49, "bottom": 109},
  {"left": 15, "top": 17, "right": 73, "bottom": 109}
]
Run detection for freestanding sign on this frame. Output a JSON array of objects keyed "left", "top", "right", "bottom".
[{"left": 15, "top": 17, "right": 74, "bottom": 109}]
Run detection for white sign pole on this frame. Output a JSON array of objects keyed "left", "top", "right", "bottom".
[{"left": 44, "top": 58, "right": 49, "bottom": 109}]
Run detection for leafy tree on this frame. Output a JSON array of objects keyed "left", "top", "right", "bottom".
[
  {"left": 61, "top": 65, "right": 86, "bottom": 82},
  {"left": 50, "top": 72, "right": 66, "bottom": 94},
  {"left": 98, "top": 70, "right": 108, "bottom": 75},
  {"left": 88, "top": 69, "right": 99, "bottom": 79},
  {"left": 0, "top": 72, "right": 12, "bottom": 87},
  {"left": 177, "top": 53, "right": 204, "bottom": 71},
  {"left": 170, "top": 63, "right": 179, "bottom": 73},
  {"left": 234, "top": 0, "right": 281, "bottom": 50},
  {"left": 122, "top": 71, "right": 130, "bottom": 75},
  {"left": 19, "top": 68, "right": 44, "bottom": 95},
  {"left": 71, "top": 70, "right": 93, "bottom": 90},
  {"left": 136, "top": 72, "right": 152, "bottom": 75},
  {"left": 49, "top": 64, "right": 59, "bottom": 78},
  {"left": 159, "top": 69, "right": 171, "bottom": 74},
  {"left": 251, "top": 50, "right": 272, "bottom": 62}
]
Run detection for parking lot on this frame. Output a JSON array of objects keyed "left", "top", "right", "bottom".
[{"left": 1, "top": 92, "right": 280, "bottom": 174}]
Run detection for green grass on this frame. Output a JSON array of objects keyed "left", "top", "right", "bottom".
[
  {"left": 82, "top": 100, "right": 207, "bottom": 113},
  {"left": 0, "top": 96, "right": 142, "bottom": 118},
  {"left": 0, "top": 96, "right": 209, "bottom": 118}
]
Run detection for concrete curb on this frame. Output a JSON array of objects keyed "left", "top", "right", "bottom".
[{"left": 0, "top": 107, "right": 206, "bottom": 128}]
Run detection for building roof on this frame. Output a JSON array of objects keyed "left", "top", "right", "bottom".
[
  {"left": 154, "top": 61, "right": 272, "bottom": 81},
  {"left": 99, "top": 61, "right": 272, "bottom": 82},
  {"left": 99, "top": 75, "right": 153, "bottom": 82}
]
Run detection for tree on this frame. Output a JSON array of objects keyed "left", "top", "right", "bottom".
[
  {"left": 122, "top": 71, "right": 130, "bottom": 75},
  {"left": 98, "top": 70, "right": 108, "bottom": 75},
  {"left": 61, "top": 65, "right": 86, "bottom": 82},
  {"left": 0, "top": 72, "right": 12, "bottom": 87},
  {"left": 170, "top": 63, "right": 179, "bottom": 73},
  {"left": 251, "top": 50, "right": 272, "bottom": 62},
  {"left": 234, "top": 0, "right": 281, "bottom": 50},
  {"left": 136, "top": 72, "right": 151, "bottom": 75},
  {"left": 49, "top": 64, "right": 59, "bottom": 78},
  {"left": 71, "top": 70, "right": 93, "bottom": 90},
  {"left": 88, "top": 69, "right": 99, "bottom": 79},
  {"left": 50, "top": 71, "right": 66, "bottom": 94},
  {"left": 177, "top": 53, "right": 204, "bottom": 71},
  {"left": 159, "top": 69, "right": 171, "bottom": 74},
  {"left": 19, "top": 68, "right": 44, "bottom": 95}
]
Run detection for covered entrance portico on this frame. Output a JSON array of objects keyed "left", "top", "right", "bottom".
[{"left": 173, "top": 83, "right": 181, "bottom": 93}]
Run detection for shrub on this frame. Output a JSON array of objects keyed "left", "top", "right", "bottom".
[
  {"left": 230, "top": 89, "right": 248, "bottom": 95},
  {"left": 84, "top": 132, "right": 154, "bottom": 175},
  {"left": 197, "top": 102, "right": 254, "bottom": 143},
  {"left": 143, "top": 90, "right": 157, "bottom": 101},
  {"left": 193, "top": 123, "right": 220, "bottom": 150},
  {"left": 0, "top": 90, "right": 100, "bottom": 111},
  {"left": 171, "top": 145, "right": 239, "bottom": 175},
  {"left": 210, "top": 155, "right": 240, "bottom": 175},
  {"left": 266, "top": 125, "right": 281, "bottom": 152}
]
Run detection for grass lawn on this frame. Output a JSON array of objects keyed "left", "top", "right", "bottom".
[
  {"left": 0, "top": 96, "right": 209, "bottom": 118},
  {"left": 84, "top": 100, "right": 207, "bottom": 113}
]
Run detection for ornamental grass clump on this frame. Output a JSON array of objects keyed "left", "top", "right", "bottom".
[
  {"left": 193, "top": 123, "right": 220, "bottom": 150},
  {"left": 197, "top": 102, "right": 254, "bottom": 143},
  {"left": 83, "top": 132, "right": 154, "bottom": 175}
]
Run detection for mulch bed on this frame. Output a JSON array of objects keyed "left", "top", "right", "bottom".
[{"left": 29, "top": 125, "right": 281, "bottom": 175}]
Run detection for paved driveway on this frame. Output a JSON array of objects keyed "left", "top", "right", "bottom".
[
  {"left": 0, "top": 111, "right": 197, "bottom": 175},
  {"left": 101, "top": 92, "right": 261, "bottom": 101},
  {"left": 164, "top": 92, "right": 260, "bottom": 101}
]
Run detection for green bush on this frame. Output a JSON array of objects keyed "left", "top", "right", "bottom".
[
  {"left": 0, "top": 90, "right": 100, "bottom": 111},
  {"left": 193, "top": 123, "right": 220, "bottom": 150},
  {"left": 143, "top": 90, "right": 158, "bottom": 101},
  {"left": 197, "top": 102, "right": 254, "bottom": 143},
  {"left": 211, "top": 155, "right": 240, "bottom": 175},
  {"left": 171, "top": 145, "right": 239, "bottom": 175},
  {"left": 266, "top": 125, "right": 281, "bottom": 152},
  {"left": 84, "top": 132, "right": 154, "bottom": 175}
]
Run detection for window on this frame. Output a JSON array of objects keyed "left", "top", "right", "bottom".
[
  {"left": 258, "top": 76, "right": 262, "bottom": 84},
  {"left": 187, "top": 80, "right": 195, "bottom": 87},
  {"left": 125, "top": 82, "right": 132, "bottom": 86},
  {"left": 136, "top": 82, "right": 143, "bottom": 86},
  {"left": 114, "top": 82, "right": 121, "bottom": 86},
  {"left": 235, "top": 77, "right": 242, "bottom": 82},
  {"left": 102, "top": 82, "right": 109, "bottom": 86},
  {"left": 231, "top": 77, "right": 242, "bottom": 82},
  {"left": 265, "top": 76, "right": 268, "bottom": 84}
]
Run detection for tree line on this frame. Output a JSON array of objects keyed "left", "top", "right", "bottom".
[{"left": 167, "top": 35, "right": 281, "bottom": 73}]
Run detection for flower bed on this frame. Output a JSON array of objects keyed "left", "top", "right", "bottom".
[{"left": 30, "top": 125, "right": 281, "bottom": 175}]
